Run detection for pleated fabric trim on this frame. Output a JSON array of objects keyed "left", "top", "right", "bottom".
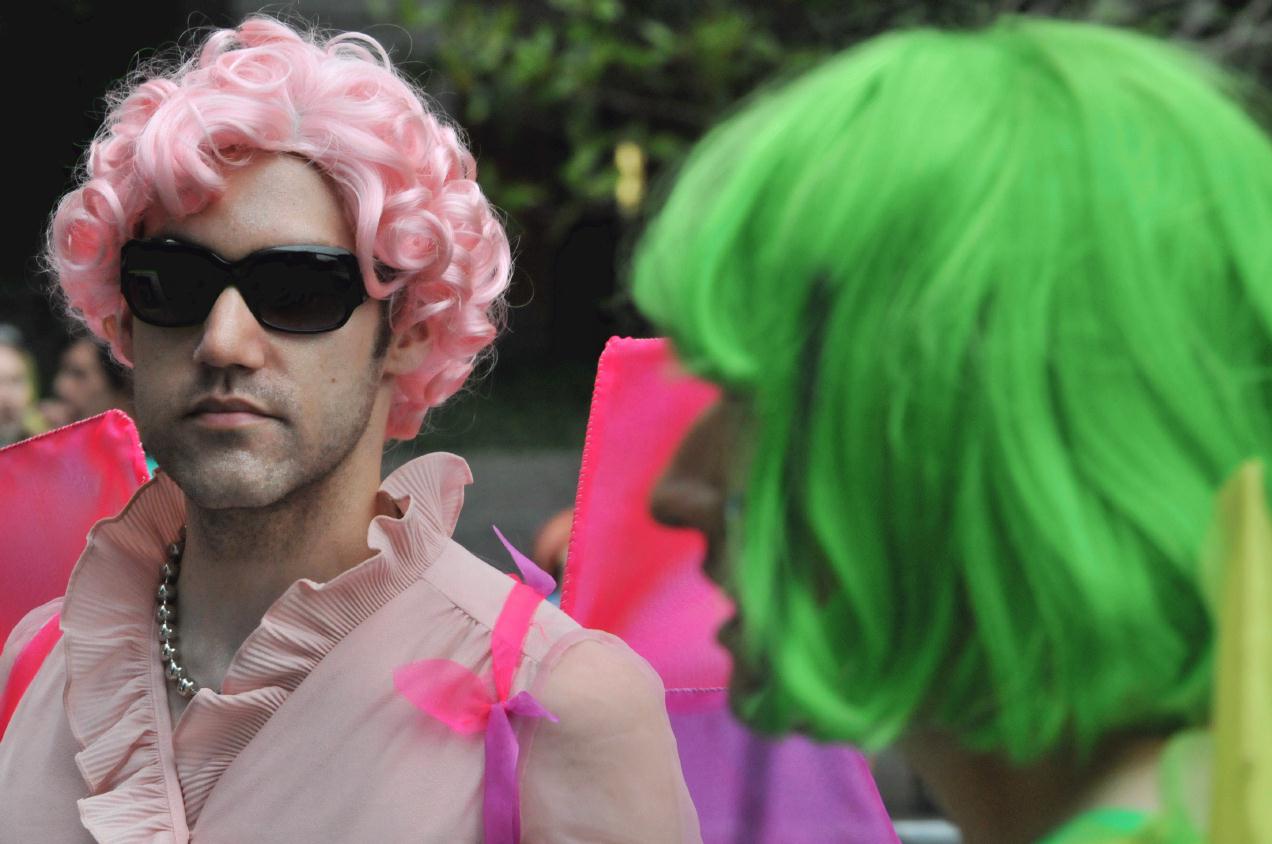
[
  {"left": 58, "top": 452, "right": 472, "bottom": 841},
  {"left": 61, "top": 469, "right": 187, "bottom": 842}
]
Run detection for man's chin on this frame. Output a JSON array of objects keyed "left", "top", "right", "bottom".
[
  {"left": 159, "top": 454, "right": 297, "bottom": 511},
  {"left": 188, "top": 485, "right": 290, "bottom": 511},
  {"left": 183, "top": 480, "right": 293, "bottom": 511}
]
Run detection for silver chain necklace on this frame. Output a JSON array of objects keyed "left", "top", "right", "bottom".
[{"left": 156, "top": 533, "right": 201, "bottom": 698}]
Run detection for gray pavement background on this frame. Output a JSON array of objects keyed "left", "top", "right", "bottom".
[{"left": 384, "top": 447, "right": 582, "bottom": 572}]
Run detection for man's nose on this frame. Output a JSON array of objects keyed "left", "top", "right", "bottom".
[{"left": 193, "top": 287, "right": 268, "bottom": 371}]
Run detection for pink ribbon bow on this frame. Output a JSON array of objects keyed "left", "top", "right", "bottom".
[{"left": 393, "top": 527, "right": 558, "bottom": 843}]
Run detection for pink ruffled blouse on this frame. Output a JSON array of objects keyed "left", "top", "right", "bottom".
[{"left": 0, "top": 453, "right": 701, "bottom": 843}]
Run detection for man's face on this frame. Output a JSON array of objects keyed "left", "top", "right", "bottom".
[
  {"left": 0, "top": 345, "right": 31, "bottom": 433},
  {"left": 122, "top": 154, "right": 388, "bottom": 510},
  {"left": 54, "top": 339, "right": 117, "bottom": 421}
]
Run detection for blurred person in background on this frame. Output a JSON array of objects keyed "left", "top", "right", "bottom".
[
  {"left": 0, "top": 324, "right": 45, "bottom": 446},
  {"left": 36, "top": 397, "right": 75, "bottom": 430},
  {"left": 532, "top": 508, "right": 572, "bottom": 605},
  {"left": 638, "top": 16, "right": 1271, "bottom": 844},
  {"left": 53, "top": 333, "right": 134, "bottom": 422}
]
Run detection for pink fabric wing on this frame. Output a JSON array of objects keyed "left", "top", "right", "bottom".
[
  {"left": 562, "top": 337, "right": 898, "bottom": 844},
  {"left": 563, "top": 337, "right": 730, "bottom": 698},
  {"left": 0, "top": 410, "right": 148, "bottom": 643}
]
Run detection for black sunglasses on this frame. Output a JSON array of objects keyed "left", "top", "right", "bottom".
[{"left": 120, "top": 238, "right": 369, "bottom": 334}]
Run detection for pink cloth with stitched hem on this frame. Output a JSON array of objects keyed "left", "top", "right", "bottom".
[
  {"left": 563, "top": 337, "right": 898, "bottom": 843},
  {"left": 0, "top": 410, "right": 148, "bottom": 644},
  {"left": 564, "top": 339, "right": 729, "bottom": 697}
]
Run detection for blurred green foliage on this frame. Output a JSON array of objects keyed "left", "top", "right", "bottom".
[
  {"left": 380, "top": 0, "right": 837, "bottom": 237},
  {"left": 376, "top": 0, "right": 1272, "bottom": 236}
]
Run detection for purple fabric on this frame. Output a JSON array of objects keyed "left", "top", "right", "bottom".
[
  {"left": 671, "top": 703, "right": 899, "bottom": 844},
  {"left": 492, "top": 525, "right": 557, "bottom": 598},
  {"left": 483, "top": 692, "right": 558, "bottom": 844}
]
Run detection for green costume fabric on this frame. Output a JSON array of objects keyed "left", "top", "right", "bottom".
[{"left": 1042, "top": 809, "right": 1152, "bottom": 844}]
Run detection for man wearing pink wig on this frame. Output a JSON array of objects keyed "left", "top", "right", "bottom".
[{"left": 0, "top": 17, "right": 698, "bottom": 843}]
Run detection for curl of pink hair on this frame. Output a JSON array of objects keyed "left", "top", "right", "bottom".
[{"left": 46, "top": 16, "right": 511, "bottom": 440}]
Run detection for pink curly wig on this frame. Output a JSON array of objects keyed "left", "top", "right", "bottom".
[{"left": 46, "top": 16, "right": 511, "bottom": 440}]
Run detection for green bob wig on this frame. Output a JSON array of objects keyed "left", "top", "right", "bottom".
[{"left": 633, "top": 16, "right": 1272, "bottom": 762}]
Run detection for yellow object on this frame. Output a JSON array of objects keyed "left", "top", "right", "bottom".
[
  {"left": 1203, "top": 460, "right": 1272, "bottom": 844},
  {"left": 614, "top": 141, "right": 646, "bottom": 214}
]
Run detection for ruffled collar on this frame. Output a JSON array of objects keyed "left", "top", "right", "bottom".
[{"left": 58, "top": 453, "right": 472, "bottom": 841}]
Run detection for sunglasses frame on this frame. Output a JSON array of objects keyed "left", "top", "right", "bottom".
[{"left": 119, "top": 237, "right": 370, "bottom": 334}]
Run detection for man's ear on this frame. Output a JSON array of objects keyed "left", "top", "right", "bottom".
[
  {"left": 101, "top": 311, "right": 134, "bottom": 362},
  {"left": 383, "top": 319, "right": 429, "bottom": 376}
]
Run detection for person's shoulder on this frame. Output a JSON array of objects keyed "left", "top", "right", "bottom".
[
  {"left": 1, "top": 598, "right": 64, "bottom": 688},
  {"left": 519, "top": 632, "right": 701, "bottom": 842},
  {"left": 408, "top": 538, "right": 581, "bottom": 648},
  {"left": 533, "top": 632, "right": 667, "bottom": 739},
  {"left": 3, "top": 599, "right": 62, "bottom": 653}
]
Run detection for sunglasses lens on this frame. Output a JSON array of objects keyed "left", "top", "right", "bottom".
[
  {"left": 121, "top": 243, "right": 224, "bottom": 327},
  {"left": 247, "top": 252, "right": 363, "bottom": 332},
  {"left": 121, "top": 240, "right": 366, "bottom": 333}
]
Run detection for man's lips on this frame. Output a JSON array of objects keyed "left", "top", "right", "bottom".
[{"left": 186, "top": 396, "right": 277, "bottom": 429}]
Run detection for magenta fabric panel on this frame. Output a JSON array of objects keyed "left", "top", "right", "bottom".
[
  {"left": 564, "top": 337, "right": 897, "bottom": 843},
  {"left": 563, "top": 337, "right": 731, "bottom": 698},
  {"left": 0, "top": 410, "right": 148, "bottom": 643}
]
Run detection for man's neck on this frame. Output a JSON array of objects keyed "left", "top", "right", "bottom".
[
  {"left": 898, "top": 728, "right": 1166, "bottom": 843},
  {"left": 168, "top": 450, "right": 387, "bottom": 707}
]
